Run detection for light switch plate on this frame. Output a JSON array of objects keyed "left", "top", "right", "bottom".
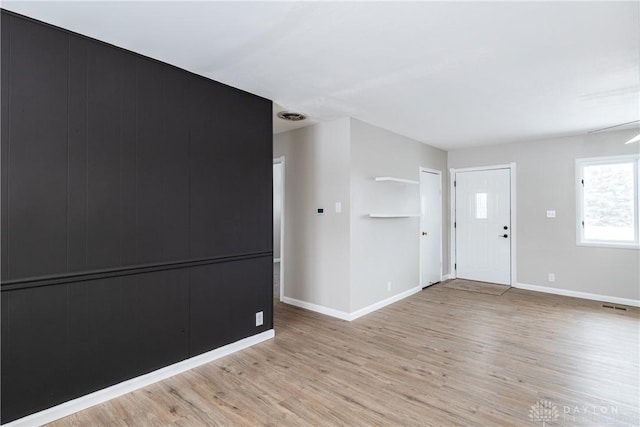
[
  {"left": 255, "top": 311, "right": 263, "bottom": 326},
  {"left": 335, "top": 202, "right": 342, "bottom": 213}
]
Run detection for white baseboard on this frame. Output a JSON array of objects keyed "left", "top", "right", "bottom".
[
  {"left": 281, "top": 296, "right": 351, "bottom": 320},
  {"left": 282, "top": 286, "right": 423, "bottom": 322},
  {"left": 441, "top": 274, "right": 453, "bottom": 281},
  {"left": 348, "top": 286, "right": 422, "bottom": 321},
  {"left": 3, "top": 330, "right": 275, "bottom": 427},
  {"left": 514, "top": 283, "right": 640, "bottom": 308}
]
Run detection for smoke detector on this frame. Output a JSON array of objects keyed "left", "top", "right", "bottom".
[{"left": 277, "top": 111, "right": 307, "bottom": 121}]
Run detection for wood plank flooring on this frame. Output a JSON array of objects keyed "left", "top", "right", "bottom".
[
  {"left": 47, "top": 285, "right": 639, "bottom": 426},
  {"left": 442, "top": 278, "right": 510, "bottom": 295}
]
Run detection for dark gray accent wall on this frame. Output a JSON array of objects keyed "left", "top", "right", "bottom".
[{"left": 0, "top": 10, "right": 273, "bottom": 423}]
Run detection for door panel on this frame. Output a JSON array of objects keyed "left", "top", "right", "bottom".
[
  {"left": 455, "top": 168, "right": 511, "bottom": 285},
  {"left": 420, "top": 171, "right": 442, "bottom": 286}
]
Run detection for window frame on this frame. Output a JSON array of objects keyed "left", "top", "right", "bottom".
[{"left": 575, "top": 154, "right": 640, "bottom": 249}]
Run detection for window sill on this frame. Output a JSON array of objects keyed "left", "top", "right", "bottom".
[{"left": 576, "top": 241, "right": 639, "bottom": 250}]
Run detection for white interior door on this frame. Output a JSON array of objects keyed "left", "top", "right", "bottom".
[
  {"left": 455, "top": 168, "right": 511, "bottom": 285},
  {"left": 420, "top": 169, "right": 442, "bottom": 287}
]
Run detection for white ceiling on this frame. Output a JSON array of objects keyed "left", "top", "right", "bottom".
[{"left": 3, "top": 1, "right": 639, "bottom": 150}]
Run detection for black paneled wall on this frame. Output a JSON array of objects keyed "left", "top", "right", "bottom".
[{"left": 0, "top": 10, "right": 273, "bottom": 423}]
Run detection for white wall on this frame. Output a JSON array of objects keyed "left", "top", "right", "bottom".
[
  {"left": 273, "top": 118, "right": 351, "bottom": 313},
  {"left": 349, "top": 119, "right": 448, "bottom": 312},
  {"left": 448, "top": 128, "right": 639, "bottom": 302},
  {"left": 274, "top": 117, "right": 448, "bottom": 316},
  {"left": 273, "top": 162, "right": 282, "bottom": 260},
  {"left": 275, "top": 119, "right": 637, "bottom": 313}
]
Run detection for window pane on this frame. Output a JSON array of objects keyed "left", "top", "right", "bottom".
[
  {"left": 583, "top": 162, "right": 635, "bottom": 241},
  {"left": 475, "top": 192, "right": 487, "bottom": 219}
]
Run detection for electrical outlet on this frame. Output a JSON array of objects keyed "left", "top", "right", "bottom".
[
  {"left": 546, "top": 210, "right": 556, "bottom": 218},
  {"left": 255, "top": 311, "right": 263, "bottom": 326},
  {"left": 548, "top": 273, "right": 555, "bottom": 282},
  {"left": 387, "top": 281, "right": 392, "bottom": 292}
]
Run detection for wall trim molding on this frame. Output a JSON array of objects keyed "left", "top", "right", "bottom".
[
  {"left": 1, "top": 330, "right": 275, "bottom": 427},
  {"left": 1, "top": 251, "right": 273, "bottom": 292},
  {"left": 442, "top": 274, "right": 453, "bottom": 281},
  {"left": 282, "top": 285, "right": 423, "bottom": 322},
  {"left": 281, "top": 297, "right": 352, "bottom": 321},
  {"left": 514, "top": 283, "right": 640, "bottom": 308},
  {"left": 348, "top": 286, "right": 422, "bottom": 321}
]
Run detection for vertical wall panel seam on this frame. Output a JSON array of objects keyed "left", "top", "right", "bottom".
[
  {"left": 84, "top": 42, "right": 88, "bottom": 271},
  {"left": 188, "top": 129, "right": 191, "bottom": 258},
  {"left": 162, "top": 69, "right": 167, "bottom": 261},
  {"left": 5, "top": 292, "right": 9, "bottom": 382},
  {"left": 5, "top": 15, "right": 11, "bottom": 368},
  {"left": 65, "top": 282, "right": 70, "bottom": 398},
  {"left": 119, "top": 57, "right": 124, "bottom": 266},
  {"left": 6, "top": 16, "right": 11, "bottom": 279},
  {"left": 66, "top": 35, "right": 70, "bottom": 273},
  {"left": 187, "top": 269, "right": 191, "bottom": 356},
  {"left": 187, "top": 126, "right": 192, "bottom": 356},
  {"left": 187, "top": 88, "right": 192, "bottom": 355},
  {"left": 134, "top": 59, "right": 138, "bottom": 264},
  {"left": 187, "top": 104, "right": 192, "bottom": 356}
]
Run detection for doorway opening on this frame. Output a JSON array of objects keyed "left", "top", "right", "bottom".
[
  {"left": 273, "top": 157, "right": 285, "bottom": 301},
  {"left": 450, "top": 163, "right": 516, "bottom": 286}
]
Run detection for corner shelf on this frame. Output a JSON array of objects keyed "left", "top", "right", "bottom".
[
  {"left": 374, "top": 176, "right": 419, "bottom": 185},
  {"left": 369, "top": 213, "right": 420, "bottom": 218}
]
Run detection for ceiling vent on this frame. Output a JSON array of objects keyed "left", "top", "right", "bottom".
[{"left": 277, "top": 111, "right": 307, "bottom": 121}]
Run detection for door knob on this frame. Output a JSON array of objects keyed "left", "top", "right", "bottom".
[
  {"left": 422, "top": 231, "right": 428, "bottom": 236},
  {"left": 499, "top": 234, "right": 508, "bottom": 238},
  {"left": 503, "top": 226, "right": 508, "bottom": 230}
]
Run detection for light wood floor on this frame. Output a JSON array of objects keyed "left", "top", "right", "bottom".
[{"left": 48, "top": 284, "right": 639, "bottom": 426}]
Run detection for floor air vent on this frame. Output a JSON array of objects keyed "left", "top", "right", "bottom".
[{"left": 602, "top": 304, "right": 628, "bottom": 311}]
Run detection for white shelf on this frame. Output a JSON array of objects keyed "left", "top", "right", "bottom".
[
  {"left": 369, "top": 213, "right": 420, "bottom": 218},
  {"left": 374, "top": 176, "right": 419, "bottom": 185}
]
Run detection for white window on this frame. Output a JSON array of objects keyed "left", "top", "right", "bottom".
[{"left": 576, "top": 155, "right": 639, "bottom": 248}]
